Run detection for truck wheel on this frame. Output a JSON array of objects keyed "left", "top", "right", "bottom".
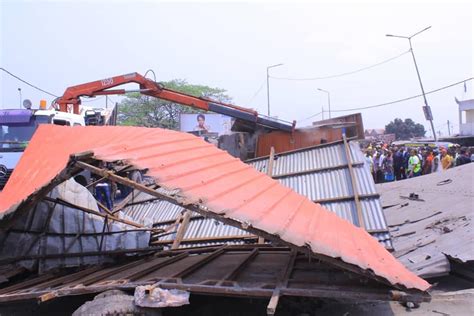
[{"left": 72, "top": 290, "right": 162, "bottom": 316}]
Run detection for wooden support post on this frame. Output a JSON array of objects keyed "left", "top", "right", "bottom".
[
  {"left": 259, "top": 146, "right": 275, "bottom": 244},
  {"left": 267, "top": 250, "right": 297, "bottom": 316},
  {"left": 342, "top": 133, "right": 365, "bottom": 229},
  {"left": 171, "top": 210, "right": 192, "bottom": 250}
]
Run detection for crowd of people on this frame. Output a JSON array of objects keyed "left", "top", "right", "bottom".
[{"left": 362, "top": 142, "right": 473, "bottom": 184}]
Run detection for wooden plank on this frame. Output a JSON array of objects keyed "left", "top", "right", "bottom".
[
  {"left": 126, "top": 252, "right": 189, "bottom": 281},
  {"left": 96, "top": 200, "right": 115, "bottom": 217},
  {"left": 171, "top": 246, "right": 227, "bottom": 279},
  {"left": 342, "top": 133, "right": 365, "bottom": 229},
  {"left": 172, "top": 210, "right": 192, "bottom": 249},
  {"left": 272, "top": 161, "right": 364, "bottom": 179},
  {"left": 0, "top": 247, "right": 162, "bottom": 266},
  {"left": 259, "top": 147, "right": 275, "bottom": 244},
  {"left": 152, "top": 234, "right": 257, "bottom": 245},
  {"left": 313, "top": 193, "right": 380, "bottom": 204},
  {"left": 112, "top": 184, "right": 159, "bottom": 214},
  {"left": 217, "top": 248, "right": 259, "bottom": 285},
  {"left": 267, "top": 250, "right": 297, "bottom": 315},
  {"left": 267, "top": 289, "right": 281, "bottom": 316},
  {"left": 42, "top": 196, "right": 145, "bottom": 229}
]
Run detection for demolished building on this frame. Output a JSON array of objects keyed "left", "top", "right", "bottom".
[{"left": 0, "top": 125, "right": 431, "bottom": 313}]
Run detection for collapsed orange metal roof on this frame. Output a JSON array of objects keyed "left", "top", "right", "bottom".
[{"left": 0, "top": 125, "right": 430, "bottom": 291}]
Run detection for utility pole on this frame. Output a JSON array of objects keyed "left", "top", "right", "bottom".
[
  {"left": 322, "top": 106, "right": 325, "bottom": 120},
  {"left": 386, "top": 26, "right": 437, "bottom": 141},
  {"left": 447, "top": 120, "right": 451, "bottom": 136},
  {"left": 266, "top": 63, "right": 283, "bottom": 117}
]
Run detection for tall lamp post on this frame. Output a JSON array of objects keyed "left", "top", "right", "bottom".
[
  {"left": 266, "top": 63, "right": 283, "bottom": 116},
  {"left": 317, "top": 88, "right": 331, "bottom": 119},
  {"left": 17, "top": 88, "right": 22, "bottom": 109},
  {"left": 386, "top": 26, "right": 437, "bottom": 141}
]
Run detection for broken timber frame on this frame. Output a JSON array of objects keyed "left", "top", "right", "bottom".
[{"left": 72, "top": 158, "right": 398, "bottom": 289}]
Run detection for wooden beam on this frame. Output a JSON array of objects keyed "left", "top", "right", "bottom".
[
  {"left": 0, "top": 247, "right": 162, "bottom": 266},
  {"left": 259, "top": 147, "right": 275, "bottom": 244},
  {"left": 267, "top": 250, "right": 297, "bottom": 315},
  {"left": 272, "top": 161, "right": 365, "bottom": 179},
  {"left": 96, "top": 200, "right": 114, "bottom": 217},
  {"left": 112, "top": 184, "right": 159, "bottom": 214},
  {"left": 126, "top": 252, "right": 189, "bottom": 281},
  {"left": 313, "top": 193, "right": 379, "bottom": 204},
  {"left": 217, "top": 248, "right": 259, "bottom": 286},
  {"left": 151, "top": 234, "right": 258, "bottom": 245},
  {"left": 171, "top": 246, "right": 227, "bottom": 279},
  {"left": 171, "top": 210, "right": 192, "bottom": 249},
  {"left": 342, "top": 133, "right": 365, "bottom": 229},
  {"left": 42, "top": 196, "right": 145, "bottom": 229}
]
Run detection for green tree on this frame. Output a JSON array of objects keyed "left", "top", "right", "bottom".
[
  {"left": 117, "top": 79, "right": 231, "bottom": 129},
  {"left": 385, "top": 118, "right": 426, "bottom": 140}
]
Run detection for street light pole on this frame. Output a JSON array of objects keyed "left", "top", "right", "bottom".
[
  {"left": 386, "top": 26, "right": 437, "bottom": 141},
  {"left": 266, "top": 63, "right": 283, "bottom": 117},
  {"left": 17, "top": 88, "right": 22, "bottom": 109},
  {"left": 317, "top": 88, "right": 331, "bottom": 119}
]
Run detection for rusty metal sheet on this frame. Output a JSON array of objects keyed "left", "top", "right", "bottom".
[{"left": 0, "top": 125, "right": 430, "bottom": 291}]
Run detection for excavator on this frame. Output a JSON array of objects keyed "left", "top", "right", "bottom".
[{"left": 53, "top": 72, "right": 295, "bottom": 132}]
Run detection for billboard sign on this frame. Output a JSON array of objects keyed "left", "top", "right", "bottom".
[{"left": 179, "top": 113, "right": 233, "bottom": 136}]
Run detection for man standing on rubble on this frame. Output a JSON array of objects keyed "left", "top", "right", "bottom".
[{"left": 407, "top": 149, "right": 421, "bottom": 178}]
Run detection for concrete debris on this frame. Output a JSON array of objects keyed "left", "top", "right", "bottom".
[{"left": 134, "top": 286, "right": 190, "bottom": 308}]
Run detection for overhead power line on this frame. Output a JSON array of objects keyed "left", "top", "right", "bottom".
[
  {"left": 1, "top": 67, "right": 59, "bottom": 97},
  {"left": 298, "top": 110, "right": 324, "bottom": 123},
  {"left": 246, "top": 79, "right": 267, "bottom": 105},
  {"left": 314, "top": 77, "right": 473, "bottom": 115},
  {"left": 271, "top": 50, "right": 411, "bottom": 81}
]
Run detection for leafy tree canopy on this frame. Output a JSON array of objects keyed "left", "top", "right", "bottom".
[
  {"left": 117, "top": 79, "right": 231, "bottom": 129},
  {"left": 385, "top": 118, "right": 426, "bottom": 140}
]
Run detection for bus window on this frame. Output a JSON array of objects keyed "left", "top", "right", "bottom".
[{"left": 53, "top": 119, "right": 71, "bottom": 126}]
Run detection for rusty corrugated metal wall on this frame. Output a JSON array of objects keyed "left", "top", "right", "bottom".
[{"left": 256, "top": 113, "right": 364, "bottom": 157}]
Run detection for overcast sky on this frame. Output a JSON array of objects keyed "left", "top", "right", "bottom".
[{"left": 1, "top": 0, "right": 472, "bottom": 136}]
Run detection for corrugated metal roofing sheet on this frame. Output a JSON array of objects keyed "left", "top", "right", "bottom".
[
  {"left": 0, "top": 125, "right": 429, "bottom": 291},
  {"left": 122, "top": 141, "right": 391, "bottom": 248},
  {"left": 248, "top": 141, "right": 391, "bottom": 246}
]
